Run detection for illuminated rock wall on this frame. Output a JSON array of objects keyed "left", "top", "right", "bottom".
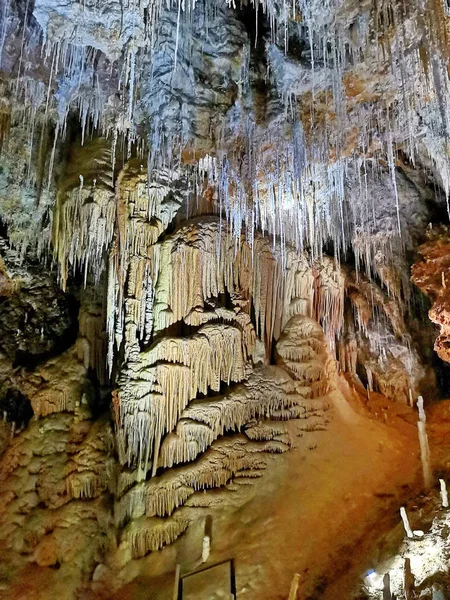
[{"left": 0, "top": 0, "right": 449, "bottom": 596}]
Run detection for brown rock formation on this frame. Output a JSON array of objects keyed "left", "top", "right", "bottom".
[{"left": 413, "top": 228, "right": 450, "bottom": 363}]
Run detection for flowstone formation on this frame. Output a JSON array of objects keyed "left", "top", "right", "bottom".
[{"left": 1, "top": 0, "right": 450, "bottom": 597}]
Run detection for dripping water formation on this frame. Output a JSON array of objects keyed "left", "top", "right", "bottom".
[{"left": 3, "top": 0, "right": 450, "bottom": 598}]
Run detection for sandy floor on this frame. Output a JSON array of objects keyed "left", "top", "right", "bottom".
[{"left": 116, "top": 376, "right": 434, "bottom": 599}]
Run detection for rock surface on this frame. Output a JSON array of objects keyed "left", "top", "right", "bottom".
[{"left": 1, "top": 0, "right": 450, "bottom": 597}]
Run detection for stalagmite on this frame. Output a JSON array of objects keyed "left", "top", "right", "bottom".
[
  {"left": 417, "top": 396, "right": 427, "bottom": 423},
  {"left": 400, "top": 507, "right": 414, "bottom": 539},
  {"left": 417, "top": 397, "right": 432, "bottom": 489},
  {"left": 383, "top": 573, "right": 392, "bottom": 600},
  {"left": 201, "top": 535, "right": 210, "bottom": 563},
  {"left": 439, "top": 479, "right": 449, "bottom": 508},
  {"left": 173, "top": 564, "right": 181, "bottom": 600},
  {"left": 404, "top": 558, "right": 415, "bottom": 600},
  {"left": 418, "top": 420, "right": 432, "bottom": 489},
  {"left": 288, "top": 573, "right": 300, "bottom": 600}
]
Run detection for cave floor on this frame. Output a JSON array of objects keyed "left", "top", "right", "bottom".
[{"left": 111, "top": 377, "right": 447, "bottom": 600}]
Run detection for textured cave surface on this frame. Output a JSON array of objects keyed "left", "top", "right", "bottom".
[{"left": 2, "top": 0, "right": 450, "bottom": 599}]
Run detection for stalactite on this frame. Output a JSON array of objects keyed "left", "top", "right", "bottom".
[
  {"left": 158, "top": 366, "right": 302, "bottom": 469},
  {"left": 116, "top": 436, "right": 270, "bottom": 523},
  {"left": 53, "top": 138, "right": 115, "bottom": 290},
  {"left": 116, "top": 218, "right": 345, "bottom": 476},
  {"left": 125, "top": 515, "right": 189, "bottom": 558},
  {"left": 1, "top": 0, "right": 448, "bottom": 575},
  {"left": 144, "top": 218, "right": 346, "bottom": 349},
  {"left": 3, "top": 0, "right": 447, "bottom": 277},
  {"left": 106, "top": 164, "right": 187, "bottom": 370},
  {"left": 118, "top": 323, "right": 252, "bottom": 471},
  {"left": 77, "top": 286, "right": 108, "bottom": 384},
  {"left": 114, "top": 312, "right": 333, "bottom": 546}
]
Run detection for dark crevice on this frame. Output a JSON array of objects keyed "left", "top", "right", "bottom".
[{"left": 0, "top": 388, "right": 33, "bottom": 428}]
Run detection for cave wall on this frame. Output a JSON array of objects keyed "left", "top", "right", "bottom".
[{"left": 1, "top": 0, "right": 450, "bottom": 597}]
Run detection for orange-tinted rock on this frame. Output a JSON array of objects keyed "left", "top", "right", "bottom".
[{"left": 412, "top": 228, "right": 450, "bottom": 362}]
